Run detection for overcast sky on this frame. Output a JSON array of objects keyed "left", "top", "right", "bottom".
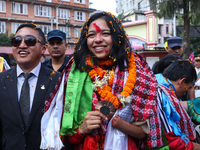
[{"left": 89, "top": 0, "right": 116, "bottom": 15}]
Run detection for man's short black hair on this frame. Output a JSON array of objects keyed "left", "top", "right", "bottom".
[
  {"left": 163, "top": 60, "right": 197, "bottom": 84},
  {"left": 15, "top": 23, "right": 46, "bottom": 45}
]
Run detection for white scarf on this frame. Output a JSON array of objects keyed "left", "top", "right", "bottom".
[{"left": 40, "top": 74, "right": 65, "bottom": 150}]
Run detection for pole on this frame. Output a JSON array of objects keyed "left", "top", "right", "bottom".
[
  {"left": 173, "top": 14, "right": 176, "bottom": 36},
  {"left": 56, "top": 1, "right": 63, "bottom": 29},
  {"left": 66, "top": 19, "right": 68, "bottom": 43},
  {"left": 51, "top": 19, "right": 53, "bottom": 30}
]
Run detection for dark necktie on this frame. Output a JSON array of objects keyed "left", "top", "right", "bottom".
[{"left": 20, "top": 73, "right": 32, "bottom": 129}]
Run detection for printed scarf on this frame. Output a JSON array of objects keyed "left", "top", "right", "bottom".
[{"left": 159, "top": 84, "right": 196, "bottom": 144}]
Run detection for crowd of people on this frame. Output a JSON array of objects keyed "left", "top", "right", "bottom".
[{"left": 0, "top": 11, "right": 200, "bottom": 150}]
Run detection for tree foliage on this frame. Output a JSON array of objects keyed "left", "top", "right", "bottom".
[
  {"left": 0, "top": 33, "right": 14, "bottom": 46},
  {"left": 191, "top": 38, "right": 200, "bottom": 55},
  {"left": 149, "top": 0, "right": 200, "bottom": 58}
]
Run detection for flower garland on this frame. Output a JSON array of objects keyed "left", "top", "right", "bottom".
[
  {"left": 98, "top": 59, "right": 113, "bottom": 66},
  {"left": 86, "top": 53, "right": 136, "bottom": 109}
]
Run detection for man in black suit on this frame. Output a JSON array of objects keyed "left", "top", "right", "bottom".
[{"left": 0, "top": 23, "right": 60, "bottom": 150}]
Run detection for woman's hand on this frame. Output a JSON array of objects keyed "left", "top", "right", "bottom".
[{"left": 78, "top": 111, "right": 108, "bottom": 135}]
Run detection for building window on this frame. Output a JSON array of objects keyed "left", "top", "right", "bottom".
[
  {"left": 12, "top": 2, "right": 28, "bottom": 15},
  {"left": 58, "top": 8, "right": 70, "bottom": 19},
  {"left": 74, "top": 0, "right": 85, "bottom": 4},
  {"left": 38, "top": 25, "right": 51, "bottom": 35},
  {"left": 0, "top": 22, "right": 6, "bottom": 33},
  {"left": 120, "top": 0, "right": 123, "bottom": 5},
  {"left": 35, "top": 5, "right": 51, "bottom": 17},
  {"left": 74, "top": 28, "right": 81, "bottom": 38},
  {"left": 138, "top": 2, "right": 141, "bottom": 10},
  {"left": 166, "top": 26, "right": 169, "bottom": 34},
  {"left": 11, "top": 23, "right": 22, "bottom": 33},
  {"left": 46, "top": 0, "right": 51, "bottom": 2},
  {"left": 0, "top": 1, "right": 6, "bottom": 12},
  {"left": 158, "top": 25, "right": 161, "bottom": 35},
  {"left": 58, "top": 26, "right": 70, "bottom": 37},
  {"left": 74, "top": 11, "right": 86, "bottom": 21}
]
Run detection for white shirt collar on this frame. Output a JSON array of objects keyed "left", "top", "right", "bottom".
[{"left": 17, "top": 62, "right": 41, "bottom": 77}]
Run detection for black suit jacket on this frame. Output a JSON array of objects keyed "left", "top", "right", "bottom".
[{"left": 0, "top": 64, "right": 60, "bottom": 150}]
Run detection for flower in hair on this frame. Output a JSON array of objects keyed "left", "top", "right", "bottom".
[
  {"left": 85, "top": 26, "right": 88, "bottom": 30},
  {"left": 31, "top": 22, "right": 39, "bottom": 29}
]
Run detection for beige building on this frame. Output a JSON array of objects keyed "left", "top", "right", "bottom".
[{"left": 0, "top": 0, "right": 95, "bottom": 49}]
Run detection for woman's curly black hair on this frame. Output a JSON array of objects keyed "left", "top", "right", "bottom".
[{"left": 74, "top": 11, "right": 132, "bottom": 71}]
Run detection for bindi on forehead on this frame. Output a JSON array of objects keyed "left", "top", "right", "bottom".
[{"left": 93, "top": 23, "right": 101, "bottom": 33}]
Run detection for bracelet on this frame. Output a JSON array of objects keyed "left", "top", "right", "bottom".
[
  {"left": 78, "top": 126, "right": 81, "bottom": 132},
  {"left": 78, "top": 126, "right": 84, "bottom": 136}
]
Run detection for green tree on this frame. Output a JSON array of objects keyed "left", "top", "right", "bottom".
[
  {"left": 149, "top": 0, "right": 200, "bottom": 58},
  {"left": 0, "top": 33, "right": 14, "bottom": 46}
]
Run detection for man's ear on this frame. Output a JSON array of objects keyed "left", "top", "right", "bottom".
[
  {"left": 65, "top": 43, "right": 68, "bottom": 48},
  {"left": 166, "top": 46, "right": 169, "bottom": 52},
  {"left": 41, "top": 44, "right": 46, "bottom": 54},
  {"left": 179, "top": 78, "right": 186, "bottom": 85}
]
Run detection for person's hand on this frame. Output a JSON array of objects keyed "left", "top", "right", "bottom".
[
  {"left": 193, "top": 142, "right": 200, "bottom": 150},
  {"left": 78, "top": 111, "right": 108, "bottom": 135}
]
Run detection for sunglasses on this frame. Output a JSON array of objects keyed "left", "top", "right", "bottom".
[{"left": 11, "top": 36, "right": 44, "bottom": 47}]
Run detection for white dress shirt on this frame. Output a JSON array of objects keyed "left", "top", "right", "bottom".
[{"left": 17, "top": 63, "right": 41, "bottom": 111}]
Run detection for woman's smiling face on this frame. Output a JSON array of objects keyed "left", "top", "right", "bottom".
[{"left": 87, "top": 18, "right": 113, "bottom": 60}]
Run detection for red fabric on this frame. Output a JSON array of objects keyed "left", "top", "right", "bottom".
[
  {"left": 128, "top": 136, "right": 138, "bottom": 150},
  {"left": 66, "top": 128, "right": 86, "bottom": 144},
  {"left": 83, "top": 135, "right": 97, "bottom": 150},
  {"left": 165, "top": 131, "right": 194, "bottom": 150},
  {"left": 66, "top": 135, "right": 138, "bottom": 150},
  {"left": 133, "top": 53, "right": 162, "bottom": 148}
]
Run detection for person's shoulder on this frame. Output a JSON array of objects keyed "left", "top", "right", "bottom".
[
  {"left": 65, "top": 55, "right": 71, "bottom": 61},
  {"left": 42, "top": 58, "right": 51, "bottom": 65},
  {"left": 0, "top": 68, "right": 15, "bottom": 79},
  {"left": 41, "top": 64, "right": 60, "bottom": 75}
]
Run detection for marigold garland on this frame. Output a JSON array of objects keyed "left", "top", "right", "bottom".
[
  {"left": 98, "top": 59, "right": 113, "bottom": 66},
  {"left": 86, "top": 53, "right": 136, "bottom": 109}
]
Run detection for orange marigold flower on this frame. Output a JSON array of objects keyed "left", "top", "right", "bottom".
[
  {"left": 123, "top": 86, "right": 132, "bottom": 95},
  {"left": 86, "top": 53, "right": 136, "bottom": 109},
  {"left": 125, "top": 83, "right": 135, "bottom": 89},
  {"left": 121, "top": 91, "right": 129, "bottom": 97}
]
